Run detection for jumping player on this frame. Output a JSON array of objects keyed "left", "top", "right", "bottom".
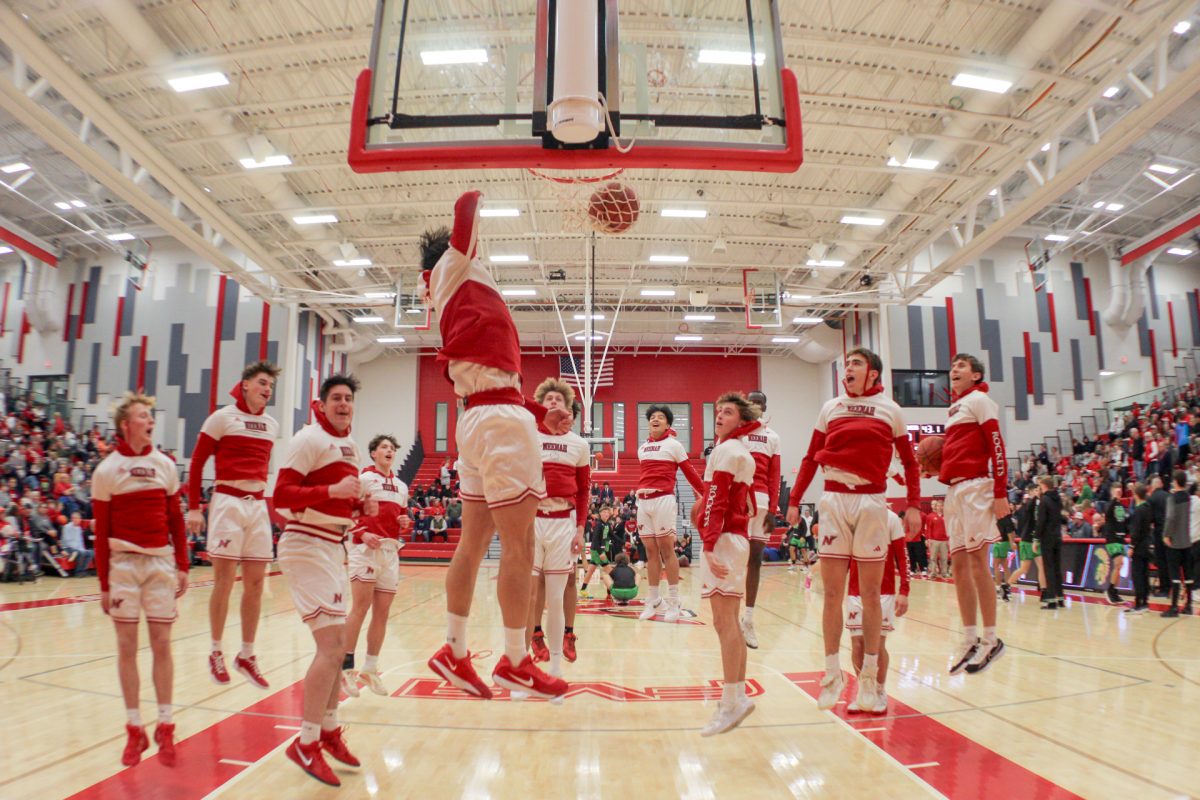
[
  {"left": 696, "top": 393, "right": 758, "bottom": 736},
  {"left": 637, "top": 405, "right": 704, "bottom": 623},
  {"left": 274, "top": 375, "right": 375, "bottom": 786},
  {"left": 188, "top": 361, "right": 280, "bottom": 689},
  {"left": 940, "top": 354, "right": 1009, "bottom": 675},
  {"left": 94, "top": 392, "right": 189, "bottom": 767},
  {"left": 786, "top": 347, "right": 921, "bottom": 713},
  {"left": 421, "top": 190, "right": 569, "bottom": 701},
  {"left": 525, "top": 380, "right": 590, "bottom": 677},
  {"left": 739, "top": 390, "right": 781, "bottom": 649},
  {"left": 845, "top": 512, "right": 909, "bottom": 713},
  {"left": 341, "top": 434, "right": 410, "bottom": 697}
]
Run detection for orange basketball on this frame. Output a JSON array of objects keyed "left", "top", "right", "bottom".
[
  {"left": 915, "top": 435, "right": 945, "bottom": 475},
  {"left": 690, "top": 501, "right": 703, "bottom": 529},
  {"left": 587, "top": 182, "right": 640, "bottom": 234}
]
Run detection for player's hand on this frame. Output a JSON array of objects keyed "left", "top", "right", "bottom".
[
  {"left": 362, "top": 497, "right": 380, "bottom": 517},
  {"left": 786, "top": 505, "right": 800, "bottom": 526},
  {"left": 363, "top": 532, "right": 382, "bottom": 550},
  {"left": 100, "top": 591, "right": 111, "bottom": 615},
  {"left": 904, "top": 507, "right": 922, "bottom": 537},
  {"left": 329, "top": 476, "right": 362, "bottom": 499},
  {"left": 186, "top": 509, "right": 206, "bottom": 535},
  {"left": 895, "top": 595, "right": 909, "bottom": 617},
  {"left": 572, "top": 527, "right": 584, "bottom": 556},
  {"left": 993, "top": 498, "right": 1011, "bottom": 519},
  {"left": 176, "top": 570, "right": 189, "bottom": 598},
  {"left": 706, "top": 552, "right": 730, "bottom": 579},
  {"left": 544, "top": 407, "right": 572, "bottom": 435}
]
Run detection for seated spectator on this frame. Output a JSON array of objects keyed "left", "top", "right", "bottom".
[
  {"left": 1067, "top": 511, "right": 1093, "bottom": 538},
  {"left": 60, "top": 511, "right": 93, "bottom": 576},
  {"left": 413, "top": 510, "right": 432, "bottom": 543},
  {"left": 609, "top": 553, "right": 638, "bottom": 605},
  {"left": 446, "top": 497, "right": 462, "bottom": 526},
  {"left": 429, "top": 511, "right": 449, "bottom": 542}
]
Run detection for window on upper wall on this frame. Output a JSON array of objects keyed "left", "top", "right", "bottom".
[
  {"left": 591, "top": 402, "right": 604, "bottom": 438},
  {"left": 435, "top": 402, "right": 449, "bottom": 450},
  {"left": 702, "top": 403, "right": 715, "bottom": 448},
  {"left": 612, "top": 403, "right": 625, "bottom": 452},
  {"left": 892, "top": 370, "right": 951, "bottom": 408}
]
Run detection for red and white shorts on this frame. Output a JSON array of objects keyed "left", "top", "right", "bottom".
[
  {"left": 278, "top": 532, "right": 348, "bottom": 630},
  {"left": 206, "top": 492, "right": 273, "bottom": 562},
  {"left": 815, "top": 491, "right": 890, "bottom": 561},
  {"left": 456, "top": 404, "right": 546, "bottom": 508},
  {"left": 636, "top": 494, "right": 678, "bottom": 540},
  {"left": 533, "top": 515, "right": 577, "bottom": 575},
  {"left": 108, "top": 551, "right": 178, "bottom": 624},
  {"left": 347, "top": 538, "right": 401, "bottom": 593},
  {"left": 844, "top": 594, "right": 898, "bottom": 634},
  {"left": 700, "top": 533, "right": 750, "bottom": 599},
  {"left": 749, "top": 491, "right": 771, "bottom": 543},
  {"left": 945, "top": 477, "right": 1000, "bottom": 555}
]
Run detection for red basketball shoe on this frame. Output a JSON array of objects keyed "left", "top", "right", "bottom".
[
  {"left": 234, "top": 654, "right": 270, "bottom": 689},
  {"left": 121, "top": 724, "right": 149, "bottom": 766},
  {"left": 428, "top": 644, "right": 494, "bottom": 699},
  {"left": 320, "top": 726, "right": 360, "bottom": 767},
  {"left": 154, "top": 722, "right": 177, "bottom": 767},
  {"left": 492, "top": 654, "right": 568, "bottom": 700},
  {"left": 530, "top": 631, "right": 550, "bottom": 663},
  {"left": 286, "top": 737, "right": 339, "bottom": 787},
  {"left": 562, "top": 632, "right": 578, "bottom": 663},
  {"left": 208, "top": 651, "right": 231, "bottom": 685}
]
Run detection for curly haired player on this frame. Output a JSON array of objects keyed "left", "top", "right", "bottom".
[{"left": 422, "top": 190, "right": 570, "bottom": 702}]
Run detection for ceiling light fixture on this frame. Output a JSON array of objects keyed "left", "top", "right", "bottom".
[
  {"left": 1045, "top": 234, "right": 1070, "bottom": 242},
  {"left": 648, "top": 254, "right": 689, "bottom": 263},
  {"left": 480, "top": 208, "right": 520, "bottom": 217},
  {"left": 1105, "top": 203, "right": 1124, "bottom": 212},
  {"left": 353, "top": 315, "right": 385, "bottom": 324},
  {"left": 661, "top": 208, "right": 708, "bottom": 218},
  {"left": 886, "top": 156, "right": 939, "bottom": 170},
  {"left": 1148, "top": 163, "right": 1180, "bottom": 175},
  {"left": 841, "top": 215, "right": 885, "bottom": 226},
  {"left": 674, "top": 334, "right": 703, "bottom": 342},
  {"left": 490, "top": 254, "right": 530, "bottom": 263},
  {"left": 0, "top": 247, "right": 12, "bottom": 254},
  {"left": 333, "top": 258, "right": 372, "bottom": 267},
  {"left": 697, "top": 50, "right": 765, "bottom": 66},
  {"left": 363, "top": 291, "right": 396, "bottom": 299},
  {"left": 951, "top": 73, "right": 1012, "bottom": 94},
  {"left": 772, "top": 336, "right": 801, "bottom": 343},
  {"left": 293, "top": 213, "right": 338, "bottom": 225},
  {"left": 500, "top": 288, "right": 537, "bottom": 296},
  {"left": 683, "top": 313, "right": 715, "bottom": 321},
  {"left": 106, "top": 233, "right": 135, "bottom": 241},
  {"left": 54, "top": 201, "right": 71, "bottom": 210},
  {"left": 640, "top": 288, "right": 677, "bottom": 297},
  {"left": 420, "top": 49, "right": 489, "bottom": 65},
  {"left": 239, "top": 154, "right": 292, "bottom": 169},
  {"left": 377, "top": 336, "right": 406, "bottom": 343},
  {"left": 1103, "top": 86, "right": 1120, "bottom": 98},
  {"left": 1167, "top": 247, "right": 1194, "bottom": 256},
  {"left": 573, "top": 313, "right": 605, "bottom": 320},
  {"left": 806, "top": 259, "right": 846, "bottom": 268},
  {"left": 0, "top": 162, "right": 31, "bottom": 174},
  {"left": 1099, "top": 370, "right": 1116, "bottom": 376},
  {"left": 167, "top": 72, "right": 230, "bottom": 93},
  {"left": 793, "top": 316, "right": 823, "bottom": 325},
  {"left": 1173, "top": 20, "right": 1192, "bottom": 34},
  {"left": 573, "top": 335, "right": 604, "bottom": 341},
  {"left": 1040, "top": 142, "right": 1052, "bottom": 152},
  {"left": 70, "top": 200, "right": 86, "bottom": 208}
]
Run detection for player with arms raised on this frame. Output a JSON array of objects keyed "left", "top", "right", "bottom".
[{"left": 786, "top": 348, "right": 921, "bottom": 713}]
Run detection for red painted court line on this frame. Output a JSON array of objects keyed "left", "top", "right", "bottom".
[
  {"left": 784, "top": 671, "right": 1083, "bottom": 800},
  {"left": 0, "top": 572, "right": 282, "bottom": 612},
  {"left": 65, "top": 683, "right": 304, "bottom": 800}
]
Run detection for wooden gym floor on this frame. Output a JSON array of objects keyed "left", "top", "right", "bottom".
[{"left": 0, "top": 562, "right": 1196, "bottom": 799}]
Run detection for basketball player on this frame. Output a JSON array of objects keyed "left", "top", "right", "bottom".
[
  {"left": 421, "top": 190, "right": 569, "bottom": 701},
  {"left": 188, "top": 361, "right": 280, "bottom": 689},
  {"left": 341, "top": 434, "right": 410, "bottom": 697},
  {"left": 845, "top": 512, "right": 909, "bottom": 714},
  {"left": 739, "top": 390, "right": 781, "bottom": 649},
  {"left": 94, "top": 392, "right": 189, "bottom": 767},
  {"left": 786, "top": 348, "right": 921, "bottom": 713},
  {"left": 525, "top": 380, "right": 590, "bottom": 677},
  {"left": 939, "top": 354, "right": 1009, "bottom": 675},
  {"left": 580, "top": 504, "right": 618, "bottom": 595},
  {"left": 1100, "top": 485, "right": 1129, "bottom": 606},
  {"left": 274, "top": 375, "right": 375, "bottom": 786},
  {"left": 637, "top": 405, "right": 704, "bottom": 623},
  {"left": 696, "top": 393, "right": 758, "bottom": 736}
]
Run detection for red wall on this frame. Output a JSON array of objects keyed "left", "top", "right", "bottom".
[{"left": 417, "top": 353, "right": 761, "bottom": 457}]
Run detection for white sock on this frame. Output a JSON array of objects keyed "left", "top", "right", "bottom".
[
  {"left": 322, "top": 708, "right": 338, "bottom": 732},
  {"left": 239, "top": 642, "right": 254, "bottom": 659},
  {"left": 648, "top": 584, "right": 660, "bottom": 604},
  {"left": 721, "top": 682, "right": 735, "bottom": 704},
  {"left": 211, "top": 640, "right": 223, "bottom": 654},
  {"left": 503, "top": 626, "right": 526, "bottom": 663},
  {"left": 743, "top": 606, "right": 755, "bottom": 622},
  {"left": 983, "top": 626, "right": 997, "bottom": 644},
  {"left": 157, "top": 704, "right": 173, "bottom": 724},
  {"left": 863, "top": 653, "right": 879, "bottom": 677},
  {"left": 300, "top": 720, "right": 320, "bottom": 745},
  {"left": 963, "top": 625, "right": 978, "bottom": 644},
  {"left": 363, "top": 654, "right": 379, "bottom": 672},
  {"left": 447, "top": 612, "right": 469, "bottom": 659},
  {"left": 668, "top": 584, "right": 680, "bottom": 603},
  {"left": 126, "top": 708, "right": 142, "bottom": 727},
  {"left": 824, "top": 653, "right": 840, "bottom": 675},
  {"left": 549, "top": 653, "right": 563, "bottom": 673},
  {"left": 733, "top": 680, "right": 746, "bottom": 700}
]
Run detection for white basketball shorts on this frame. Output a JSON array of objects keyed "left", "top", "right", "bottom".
[
  {"left": 347, "top": 538, "right": 401, "bottom": 593},
  {"left": 815, "top": 491, "right": 890, "bottom": 562},
  {"left": 108, "top": 551, "right": 178, "bottom": 624},
  {"left": 945, "top": 477, "right": 1000, "bottom": 555},
  {"left": 456, "top": 404, "right": 546, "bottom": 508},
  {"left": 278, "top": 532, "right": 348, "bottom": 630},
  {"left": 533, "top": 515, "right": 577, "bottom": 575},
  {"left": 700, "top": 534, "right": 750, "bottom": 599},
  {"left": 636, "top": 494, "right": 678, "bottom": 540},
  {"left": 749, "top": 491, "right": 771, "bottom": 543},
  {"left": 843, "top": 594, "right": 897, "bottom": 634},
  {"left": 206, "top": 492, "right": 273, "bottom": 562}
]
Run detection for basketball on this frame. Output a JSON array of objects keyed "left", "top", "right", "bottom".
[
  {"left": 915, "top": 435, "right": 945, "bottom": 475},
  {"left": 690, "top": 500, "right": 703, "bottom": 529},
  {"left": 587, "top": 182, "right": 640, "bottom": 234}
]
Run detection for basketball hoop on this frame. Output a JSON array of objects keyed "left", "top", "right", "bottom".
[{"left": 526, "top": 168, "right": 639, "bottom": 234}]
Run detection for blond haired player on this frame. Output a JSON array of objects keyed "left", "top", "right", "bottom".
[
  {"left": 695, "top": 392, "right": 758, "bottom": 736},
  {"left": 274, "top": 375, "right": 376, "bottom": 787},
  {"left": 786, "top": 348, "right": 921, "bottom": 713},
  {"left": 421, "top": 190, "right": 570, "bottom": 701},
  {"left": 188, "top": 361, "right": 280, "bottom": 689},
  {"left": 525, "top": 379, "right": 590, "bottom": 678},
  {"left": 637, "top": 405, "right": 705, "bottom": 623},
  {"left": 739, "top": 390, "right": 781, "bottom": 649},
  {"left": 93, "top": 392, "right": 189, "bottom": 767},
  {"left": 341, "top": 434, "right": 410, "bottom": 697}
]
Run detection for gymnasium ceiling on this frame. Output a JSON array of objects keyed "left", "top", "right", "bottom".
[{"left": 0, "top": 0, "right": 1198, "bottom": 357}]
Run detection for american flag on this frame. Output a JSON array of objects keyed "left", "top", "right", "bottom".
[{"left": 559, "top": 354, "right": 614, "bottom": 388}]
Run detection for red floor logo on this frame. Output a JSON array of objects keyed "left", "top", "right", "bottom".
[
  {"left": 575, "top": 597, "right": 704, "bottom": 625},
  {"left": 392, "top": 677, "right": 764, "bottom": 702}
]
